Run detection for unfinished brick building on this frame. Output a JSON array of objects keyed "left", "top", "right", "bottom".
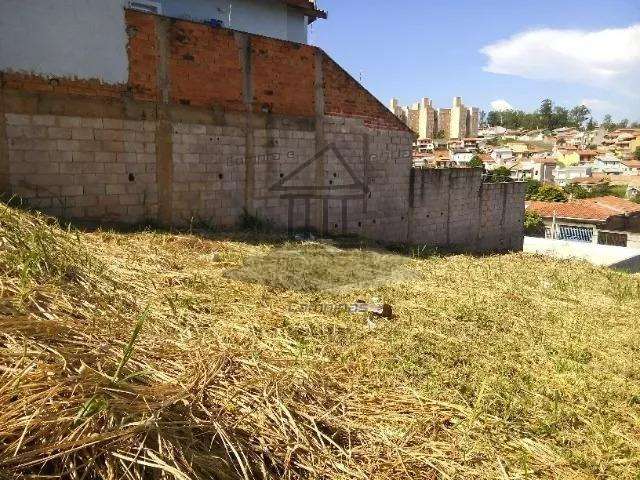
[{"left": 0, "top": 0, "right": 525, "bottom": 251}]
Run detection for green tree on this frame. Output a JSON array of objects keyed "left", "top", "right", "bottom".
[
  {"left": 486, "top": 166, "right": 513, "bottom": 183},
  {"left": 563, "top": 183, "right": 590, "bottom": 199},
  {"left": 590, "top": 181, "right": 613, "bottom": 197},
  {"left": 570, "top": 105, "right": 591, "bottom": 128},
  {"left": 468, "top": 155, "right": 484, "bottom": 168},
  {"left": 602, "top": 114, "right": 615, "bottom": 131},
  {"left": 484, "top": 99, "right": 596, "bottom": 132},
  {"left": 552, "top": 106, "right": 569, "bottom": 130},
  {"left": 531, "top": 184, "right": 567, "bottom": 202},
  {"left": 486, "top": 111, "right": 501, "bottom": 126},
  {"left": 525, "top": 179, "right": 542, "bottom": 199},
  {"left": 634, "top": 147, "right": 640, "bottom": 161},
  {"left": 524, "top": 211, "right": 545, "bottom": 236},
  {"left": 435, "top": 130, "right": 446, "bottom": 139},
  {"left": 540, "top": 98, "right": 553, "bottom": 130}
]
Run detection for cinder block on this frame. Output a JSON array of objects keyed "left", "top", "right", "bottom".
[
  {"left": 116, "top": 152, "right": 137, "bottom": 163},
  {"left": 71, "top": 127, "right": 94, "bottom": 140},
  {"left": 106, "top": 184, "right": 127, "bottom": 195},
  {"left": 61, "top": 185, "right": 84, "bottom": 196},
  {"left": 124, "top": 120, "right": 144, "bottom": 131},
  {"left": 95, "top": 129, "right": 125, "bottom": 141},
  {"left": 95, "top": 152, "right": 117, "bottom": 163},
  {"left": 58, "top": 116, "right": 82, "bottom": 128},
  {"left": 33, "top": 115, "right": 56, "bottom": 127},
  {"left": 48, "top": 127, "right": 72, "bottom": 140},
  {"left": 84, "top": 184, "right": 106, "bottom": 196},
  {"left": 123, "top": 142, "right": 145, "bottom": 153},
  {"left": 72, "top": 151, "right": 94, "bottom": 163},
  {"left": 81, "top": 118, "right": 104, "bottom": 129},
  {"left": 102, "top": 141, "right": 125, "bottom": 153},
  {"left": 5, "top": 113, "right": 31, "bottom": 126},
  {"left": 103, "top": 118, "right": 124, "bottom": 130}
]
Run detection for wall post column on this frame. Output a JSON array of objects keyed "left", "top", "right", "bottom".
[
  {"left": 0, "top": 83, "right": 9, "bottom": 196},
  {"left": 155, "top": 17, "right": 173, "bottom": 227},
  {"left": 236, "top": 33, "right": 255, "bottom": 214},
  {"left": 313, "top": 49, "right": 326, "bottom": 234}
]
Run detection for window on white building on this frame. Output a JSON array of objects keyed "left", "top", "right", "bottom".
[{"left": 129, "top": 0, "right": 162, "bottom": 14}]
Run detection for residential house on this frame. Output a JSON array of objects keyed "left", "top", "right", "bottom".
[
  {"left": 412, "top": 152, "right": 455, "bottom": 168},
  {"left": 555, "top": 149, "right": 598, "bottom": 166},
  {"left": 622, "top": 160, "right": 640, "bottom": 175},
  {"left": 526, "top": 196, "right": 640, "bottom": 247},
  {"left": 518, "top": 130, "right": 547, "bottom": 142},
  {"left": 505, "top": 142, "right": 530, "bottom": 159},
  {"left": 129, "top": 0, "right": 326, "bottom": 43},
  {"left": 414, "top": 138, "right": 434, "bottom": 153},
  {"left": 593, "top": 153, "right": 626, "bottom": 175},
  {"left": 600, "top": 129, "right": 640, "bottom": 159},
  {"left": 510, "top": 157, "right": 556, "bottom": 182},
  {"left": 479, "top": 126, "right": 507, "bottom": 137},
  {"left": 553, "top": 165, "right": 593, "bottom": 186},
  {"left": 491, "top": 148, "right": 515, "bottom": 165},
  {"left": 532, "top": 157, "right": 557, "bottom": 183},
  {"left": 451, "top": 150, "right": 476, "bottom": 166}
]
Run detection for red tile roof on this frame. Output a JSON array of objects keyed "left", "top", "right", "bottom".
[
  {"left": 526, "top": 196, "right": 640, "bottom": 223},
  {"left": 532, "top": 157, "right": 557, "bottom": 164},
  {"left": 589, "top": 196, "right": 640, "bottom": 215}
]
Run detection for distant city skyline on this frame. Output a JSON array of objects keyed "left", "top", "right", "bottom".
[{"left": 310, "top": 0, "right": 640, "bottom": 122}]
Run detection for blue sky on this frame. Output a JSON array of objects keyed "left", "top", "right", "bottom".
[{"left": 309, "top": 0, "right": 640, "bottom": 122}]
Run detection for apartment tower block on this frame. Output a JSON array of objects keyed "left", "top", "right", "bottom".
[{"left": 390, "top": 96, "right": 480, "bottom": 140}]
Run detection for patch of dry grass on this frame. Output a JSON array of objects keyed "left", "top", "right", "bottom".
[{"left": 1, "top": 203, "right": 640, "bottom": 479}]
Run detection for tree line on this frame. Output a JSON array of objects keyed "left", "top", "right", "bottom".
[{"left": 486, "top": 99, "right": 639, "bottom": 131}]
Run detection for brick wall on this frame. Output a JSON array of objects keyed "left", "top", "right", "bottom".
[
  {"left": 126, "top": 10, "right": 159, "bottom": 102},
  {"left": 0, "top": 10, "right": 524, "bottom": 251},
  {"left": 168, "top": 22, "right": 244, "bottom": 110},
  {"left": 322, "top": 56, "right": 407, "bottom": 130},
  {"left": 251, "top": 37, "right": 316, "bottom": 117}
]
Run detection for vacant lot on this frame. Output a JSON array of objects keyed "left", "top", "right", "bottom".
[{"left": 1, "top": 204, "right": 640, "bottom": 479}]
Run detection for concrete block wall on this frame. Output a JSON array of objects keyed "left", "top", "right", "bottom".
[
  {"left": 3, "top": 112, "right": 158, "bottom": 223},
  {"left": 171, "top": 120, "right": 246, "bottom": 226},
  {"left": 167, "top": 113, "right": 414, "bottom": 242},
  {"left": 409, "top": 169, "right": 525, "bottom": 252},
  {"left": 479, "top": 182, "right": 526, "bottom": 251}
]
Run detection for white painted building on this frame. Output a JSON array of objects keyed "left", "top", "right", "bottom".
[
  {"left": 593, "top": 154, "right": 625, "bottom": 175},
  {"left": 451, "top": 151, "right": 476, "bottom": 166},
  {"left": 491, "top": 148, "right": 515, "bottom": 165},
  {"left": 553, "top": 165, "right": 593, "bottom": 186},
  {"left": 134, "top": 0, "right": 325, "bottom": 43}
]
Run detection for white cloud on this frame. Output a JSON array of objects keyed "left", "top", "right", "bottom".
[
  {"left": 490, "top": 99, "right": 513, "bottom": 111},
  {"left": 581, "top": 98, "right": 620, "bottom": 115},
  {"left": 480, "top": 24, "right": 640, "bottom": 97}
]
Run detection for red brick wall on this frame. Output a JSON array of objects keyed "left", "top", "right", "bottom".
[
  {"left": 322, "top": 55, "right": 406, "bottom": 130},
  {"left": 251, "top": 37, "right": 316, "bottom": 117},
  {"left": 168, "top": 21, "right": 244, "bottom": 110},
  {"left": 126, "top": 9, "right": 159, "bottom": 102},
  {"left": 1, "top": 73, "right": 122, "bottom": 99},
  {"left": 1, "top": 11, "right": 408, "bottom": 132}
]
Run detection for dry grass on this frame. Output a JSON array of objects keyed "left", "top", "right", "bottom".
[{"left": 2, "top": 203, "right": 640, "bottom": 479}]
